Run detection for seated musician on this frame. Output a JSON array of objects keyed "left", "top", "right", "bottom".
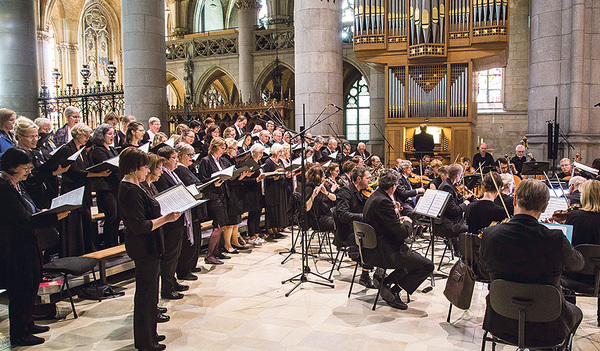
[
  {"left": 494, "top": 173, "right": 515, "bottom": 216},
  {"left": 427, "top": 160, "right": 443, "bottom": 189},
  {"left": 362, "top": 169, "right": 434, "bottom": 310},
  {"left": 557, "top": 158, "right": 580, "bottom": 179},
  {"left": 510, "top": 144, "right": 535, "bottom": 176},
  {"left": 393, "top": 160, "right": 425, "bottom": 221},
  {"left": 438, "top": 164, "right": 470, "bottom": 255},
  {"left": 414, "top": 154, "right": 432, "bottom": 177},
  {"left": 335, "top": 166, "right": 376, "bottom": 289},
  {"left": 495, "top": 157, "right": 520, "bottom": 184},
  {"left": 567, "top": 176, "right": 586, "bottom": 206},
  {"left": 480, "top": 179, "right": 584, "bottom": 347},
  {"left": 461, "top": 157, "right": 475, "bottom": 174},
  {"left": 305, "top": 165, "right": 336, "bottom": 232},
  {"left": 465, "top": 172, "right": 508, "bottom": 234},
  {"left": 472, "top": 142, "right": 495, "bottom": 173}
]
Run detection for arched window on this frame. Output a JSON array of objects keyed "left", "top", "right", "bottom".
[
  {"left": 83, "top": 7, "right": 111, "bottom": 84},
  {"left": 476, "top": 68, "right": 503, "bottom": 110},
  {"left": 345, "top": 76, "right": 370, "bottom": 141},
  {"left": 258, "top": 0, "right": 269, "bottom": 28},
  {"left": 194, "top": 0, "right": 225, "bottom": 33},
  {"left": 341, "top": 0, "right": 354, "bottom": 42}
]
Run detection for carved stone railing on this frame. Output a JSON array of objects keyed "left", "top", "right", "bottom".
[
  {"left": 254, "top": 28, "right": 294, "bottom": 52},
  {"left": 166, "top": 31, "right": 238, "bottom": 61}
]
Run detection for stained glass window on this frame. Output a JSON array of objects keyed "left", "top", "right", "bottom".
[
  {"left": 476, "top": 68, "right": 503, "bottom": 104},
  {"left": 258, "top": 0, "right": 269, "bottom": 28},
  {"left": 341, "top": 0, "right": 354, "bottom": 42},
  {"left": 83, "top": 8, "right": 110, "bottom": 84},
  {"left": 345, "top": 76, "right": 370, "bottom": 141}
]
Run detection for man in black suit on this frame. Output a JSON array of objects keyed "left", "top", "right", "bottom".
[
  {"left": 355, "top": 142, "right": 370, "bottom": 160},
  {"left": 363, "top": 169, "right": 434, "bottom": 310},
  {"left": 480, "top": 179, "right": 584, "bottom": 348},
  {"left": 336, "top": 166, "right": 375, "bottom": 288},
  {"left": 394, "top": 160, "right": 425, "bottom": 218},
  {"left": 321, "top": 137, "right": 338, "bottom": 157},
  {"left": 412, "top": 124, "right": 434, "bottom": 157},
  {"left": 232, "top": 116, "right": 247, "bottom": 140}
]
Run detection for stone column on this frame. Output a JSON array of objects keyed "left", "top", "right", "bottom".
[
  {"left": 236, "top": 0, "right": 258, "bottom": 103},
  {"left": 0, "top": 0, "right": 39, "bottom": 117},
  {"left": 122, "top": 0, "right": 167, "bottom": 127},
  {"left": 528, "top": 0, "right": 600, "bottom": 163},
  {"left": 294, "top": 0, "right": 343, "bottom": 135},
  {"left": 368, "top": 66, "right": 386, "bottom": 163}
]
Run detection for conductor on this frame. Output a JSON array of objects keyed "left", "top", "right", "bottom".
[{"left": 412, "top": 124, "right": 434, "bottom": 157}]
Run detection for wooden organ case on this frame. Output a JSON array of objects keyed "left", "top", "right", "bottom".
[{"left": 353, "top": 0, "right": 509, "bottom": 165}]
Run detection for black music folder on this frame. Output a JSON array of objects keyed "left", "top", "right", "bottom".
[
  {"left": 36, "top": 146, "right": 84, "bottom": 172},
  {"left": 33, "top": 186, "right": 85, "bottom": 216},
  {"left": 86, "top": 155, "right": 120, "bottom": 173}
]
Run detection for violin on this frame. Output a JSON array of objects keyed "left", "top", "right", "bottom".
[
  {"left": 548, "top": 203, "right": 581, "bottom": 224},
  {"left": 361, "top": 185, "right": 374, "bottom": 199},
  {"left": 408, "top": 173, "right": 432, "bottom": 186},
  {"left": 479, "top": 217, "right": 511, "bottom": 238}
]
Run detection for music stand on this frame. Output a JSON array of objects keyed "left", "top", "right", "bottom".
[
  {"left": 482, "top": 165, "right": 495, "bottom": 174},
  {"left": 463, "top": 174, "right": 481, "bottom": 190},
  {"left": 521, "top": 161, "right": 550, "bottom": 177}
]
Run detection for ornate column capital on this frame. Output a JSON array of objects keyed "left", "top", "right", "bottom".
[
  {"left": 235, "top": 0, "right": 260, "bottom": 10},
  {"left": 37, "top": 30, "right": 50, "bottom": 42},
  {"left": 56, "top": 42, "right": 79, "bottom": 52}
]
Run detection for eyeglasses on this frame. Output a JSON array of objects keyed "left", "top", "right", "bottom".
[
  {"left": 185, "top": 153, "right": 195, "bottom": 157},
  {"left": 18, "top": 165, "right": 34, "bottom": 171},
  {"left": 23, "top": 134, "right": 40, "bottom": 140}
]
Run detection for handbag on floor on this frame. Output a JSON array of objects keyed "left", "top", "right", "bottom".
[{"left": 443, "top": 233, "right": 476, "bottom": 310}]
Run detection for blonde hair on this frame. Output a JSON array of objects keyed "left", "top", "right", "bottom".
[
  {"left": 151, "top": 132, "right": 168, "bottom": 148},
  {"left": 514, "top": 179, "right": 549, "bottom": 213},
  {"left": 71, "top": 123, "right": 93, "bottom": 139},
  {"left": 430, "top": 159, "right": 443, "bottom": 169},
  {"left": 224, "top": 137, "right": 237, "bottom": 149},
  {"left": 208, "top": 137, "right": 226, "bottom": 154},
  {"left": 580, "top": 180, "right": 600, "bottom": 213},
  {"left": 14, "top": 116, "right": 38, "bottom": 138}
]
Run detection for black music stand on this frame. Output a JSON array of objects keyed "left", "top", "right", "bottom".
[
  {"left": 521, "top": 161, "right": 549, "bottom": 177},
  {"left": 463, "top": 174, "right": 481, "bottom": 190}
]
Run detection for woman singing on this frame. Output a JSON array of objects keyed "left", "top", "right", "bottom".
[
  {"left": 0, "top": 108, "right": 16, "bottom": 162},
  {"left": 263, "top": 143, "right": 289, "bottom": 239},
  {"left": 118, "top": 147, "right": 181, "bottom": 351},
  {"left": 123, "top": 121, "right": 145, "bottom": 148},
  {"left": 0, "top": 148, "right": 70, "bottom": 346},
  {"left": 242, "top": 143, "right": 266, "bottom": 246}
]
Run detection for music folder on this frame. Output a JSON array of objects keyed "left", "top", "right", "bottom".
[
  {"left": 33, "top": 186, "right": 85, "bottom": 216},
  {"left": 539, "top": 196, "right": 569, "bottom": 222},
  {"left": 86, "top": 155, "right": 120, "bottom": 173},
  {"left": 414, "top": 189, "right": 451, "bottom": 219},
  {"left": 154, "top": 184, "right": 208, "bottom": 216},
  {"left": 36, "top": 146, "right": 84, "bottom": 172},
  {"left": 541, "top": 222, "right": 574, "bottom": 243},
  {"left": 211, "top": 165, "right": 235, "bottom": 181}
]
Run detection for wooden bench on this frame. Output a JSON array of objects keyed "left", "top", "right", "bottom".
[{"left": 83, "top": 244, "right": 127, "bottom": 285}]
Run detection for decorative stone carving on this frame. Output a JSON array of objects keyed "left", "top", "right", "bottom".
[
  {"left": 235, "top": 0, "right": 260, "bottom": 10},
  {"left": 56, "top": 43, "right": 79, "bottom": 52},
  {"left": 183, "top": 55, "right": 194, "bottom": 104}
]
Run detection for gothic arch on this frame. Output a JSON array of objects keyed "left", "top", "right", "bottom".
[
  {"left": 255, "top": 59, "right": 294, "bottom": 101},
  {"left": 78, "top": 1, "right": 122, "bottom": 85},
  {"left": 195, "top": 66, "right": 239, "bottom": 106},
  {"left": 167, "top": 71, "right": 186, "bottom": 107},
  {"left": 343, "top": 60, "right": 369, "bottom": 99}
]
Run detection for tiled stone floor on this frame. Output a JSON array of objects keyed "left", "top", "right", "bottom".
[{"left": 1, "top": 234, "right": 600, "bottom": 350}]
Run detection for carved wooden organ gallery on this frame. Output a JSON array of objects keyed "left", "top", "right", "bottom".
[{"left": 353, "top": 0, "right": 509, "bottom": 165}]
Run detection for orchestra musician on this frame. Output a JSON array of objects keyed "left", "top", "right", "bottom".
[
  {"left": 460, "top": 157, "right": 475, "bottom": 174},
  {"left": 480, "top": 179, "right": 584, "bottom": 347},
  {"left": 472, "top": 142, "right": 495, "bottom": 173},
  {"left": 557, "top": 158, "right": 580, "bottom": 179},
  {"left": 438, "top": 164, "right": 470, "bottom": 254},
  {"left": 305, "top": 165, "right": 336, "bottom": 232},
  {"left": 511, "top": 144, "right": 535, "bottom": 176},
  {"left": 465, "top": 172, "right": 508, "bottom": 234},
  {"left": 337, "top": 160, "right": 356, "bottom": 187},
  {"left": 362, "top": 169, "right": 434, "bottom": 310},
  {"left": 429, "top": 165, "right": 447, "bottom": 190},
  {"left": 496, "top": 157, "right": 520, "bottom": 187},
  {"left": 393, "top": 160, "right": 425, "bottom": 221},
  {"left": 567, "top": 176, "right": 586, "bottom": 206},
  {"left": 494, "top": 173, "right": 515, "bottom": 216}
]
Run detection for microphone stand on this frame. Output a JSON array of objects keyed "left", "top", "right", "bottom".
[
  {"left": 326, "top": 122, "right": 343, "bottom": 153},
  {"left": 281, "top": 103, "right": 340, "bottom": 296},
  {"left": 372, "top": 122, "right": 395, "bottom": 167}
]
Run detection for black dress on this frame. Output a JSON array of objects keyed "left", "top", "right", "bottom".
[
  {"left": 22, "top": 148, "right": 60, "bottom": 210},
  {"left": 241, "top": 159, "right": 263, "bottom": 236},
  {"left": 54, "top": 140, "right": 96, "bottom": 255},
  {"left": 222, "top": 154, "right": 243, "bottom": 226},
  {"left": 305, "top": 184, "right": 334, "bottom": 232},
  {"left": 566, "top": 209, "right": 600, "bottom": 247},
  {"left": 263, "top": 158, "right": 288, "bottom": 229},
  {"left": 91, "top": 145, "right": 121, "bottom": 247},
  {"left": 197, "top": 154, "right": 230, "bottom": 227},
  {"left": 465, "top": 199, "right": 508, "bottom": 234},
  {"left": 118, "top": 181, "right": 163, "bottom": 350},
  {"left": 0, "top": 177, "right": 58, "bottom": 341}
]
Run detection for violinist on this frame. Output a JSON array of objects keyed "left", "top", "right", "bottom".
[
  {"left": 494, "top": 173, "right": 515, "bottom": 216},
  {"left": 394, "top": 160, "right": 425, "bottom": 219},
  {"left": 429, "top": 165, "right": 447, "bottom": 190},
  {"left": 438, "top": 164, "right": 469, "bottom": 254},
  {"left": 461, "top": 157, "right": 475, "bottom": 174},
  {"left": 414, "top": 154, "right": 432, "bottom": 177},
  {"left": 567, "top": 176, "right": 586, "bottom": 206},
  {"left": 496, "top": 157, "right": 520, "bottom": 187},
  {"left": 557, "top": 158, "right": 580, "bottom": 179},
  {"left": 465, "top": 172, "right": 508, "bottom": 234},
  {"left": 305, "top": 165, "right": 336, "bottom": 232},
  {"left": 427, "top": 160, "right": 443, "bottom": 189},
  {"left": 511, "top": 144, "right": 535, "bottom": 176},
  {"left": 324, "top": 163, "right": 340, "bottom": 194}
]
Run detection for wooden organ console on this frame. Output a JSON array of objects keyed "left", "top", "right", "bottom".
[{"left": 353, "top": 0, "right": 509, "bottom": 166}]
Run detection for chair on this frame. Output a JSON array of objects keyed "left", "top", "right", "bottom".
[
  {"left": 349, "top": 221, "right": 386, "bottom": 310},
  {"left": 481, "top": 279, "right": 573, "bottom": 351},
  {"left": 37, "top": 229, "right": 101, "bottom": 319},
  {"left": 424, "top": 218, "right": 457, "bottom": 272},
  {"left": 328, "top": 206, "right": 353, "bottom": 280},
  {"left": 561, "top": 244, "right": 600, "bottom": 325}
]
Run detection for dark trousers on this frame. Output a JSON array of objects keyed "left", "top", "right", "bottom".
[
  {"left": 160, "top": 220, "right": 184, "bottom": 294},
  {"left": 5, "top": 251, "right": 41, "bottom": 340},
  {"left": 247, "top": 210, "right": 261, "bottom": 236},
  {"left": 385, "top": 250, "right": 433, "bottom": 294},
  {"left": 133, "top": 254, "right": 160, "bottom": 349},
  {"left": 97, "top": 190, "right": 120, "bottom": 247},
  {"left": 176, "top": 220, "right": 200, "bottom": 277}
]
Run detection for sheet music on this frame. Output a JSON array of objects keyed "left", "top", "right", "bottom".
[
  {"left": 321, "top": 160, "right": 331, "bottom": 167},
  {"left": 211, "top": 165, "right": 234, "bottom": 179},
  {"left": 414, "top": 189, "right": 450, "bottom": 218},
  {"left": 155, "top": 185, "right": 207, "bottom": 215},
  {"left": 165, "top": 137, "right": 175, "bottom": 147},
  {"left": 186, "top": 184, "right": 199, "bottom": 197},
  {"left": 51, "top": 186, "right": 85, "bottom": 209},
  {"left": 49, "top": 144, "right": 64, "bottom": 156},
  {"left": 573, "top": 161, "right": 599, "bottom": 175},
  {"left": 541, "top": 223, "right": 574, "bottom": 243},
  {"left": 539, "top": 196, "right": 569, "bottom": 222},
  {"left": 197, "top": 177, "right": 219, "bottom": 191},
  {"left": 67, "top": 147, "right": 85, "bottom": 161},
  {"left": 138, "top": 142, "right": 150, "bottom": 153}
]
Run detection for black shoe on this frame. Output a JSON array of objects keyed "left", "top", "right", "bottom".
[
  {"left": 191, "top": 267, "right": 203, "bottom": 273},
  {"left": 139, "top": 343, "right": 166, "bottom": 351},
  {"left": 11, "top": 334, "right": 45, "bottom": 346},
  {"left": 359, "top": 273, "right": 377, "bottom": 289},
  {"left": 274, "top": 233, "right": 285, "bottom": 239},
  {"left": 178, "top": 272, "right": 198, "bottom": 281},
  {"left": 380, "top": 285, "right": 408, "bottom": 310},
  {"left": 232, "top": 245, "right": 248, "bottom": 250},
  {"left": 156, "top": 312, "right": 170, "bottom": 323},
  {"left": 204, "top": 257, "right": 224, "bottom": 265},
  {"left": 161, "top": 291, "right": 184, "bottom": 300},
  {"left": 174, "top": 283, "right": 189, "bottom": 291},
  {"left": 157, "top": 306, "right": 168, "bottom": 314},
  {"left": 225, "top": 248, "right": 239, "bottom": 254},
  {"left": 215, "top": 253, "right": 231, "bottom": 259},
  {"left": 155, "top": 334, "right": 166, "bottom": 342},
  {"left": 28, "top": 324, "right": 50, "bottom": 334}
]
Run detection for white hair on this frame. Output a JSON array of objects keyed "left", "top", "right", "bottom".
[
  {"left": 515, "top": 145, "right": 525, "bottom": 151},
  {"left": 569, "top": 176, "right": 586, "bottom": 188},
  {"left": 148, "top": 117, "right": 160, "bottom": 125},
  {"left": 270, "top": 143, "right": 284, "bottom": 155},
  {"left": 34, "top": 117, "right": 52, "bottom": 129},
  {"left": 250, "top": 143, "right": 265, "bottom": 154},
  {"left": 64, "top": 106, "right": 80, "bottom": 118}
]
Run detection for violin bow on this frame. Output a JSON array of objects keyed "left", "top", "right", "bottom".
[
  {"left": 486, "top": 168, "right": 511, "bottom": 218},
  {"left": 554, "top": 173, "right": 570, "bottom": 205}
]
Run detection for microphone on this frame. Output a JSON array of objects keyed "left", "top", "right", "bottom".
[
  {"left": 327, "top": 122, "right": 334, "bottom": 125},
  {"left": 595, "top": 102, "right": 600, "bottom": 107},
  {"left": 330, "top": 103, "right": 343, "bottom": 110}
]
